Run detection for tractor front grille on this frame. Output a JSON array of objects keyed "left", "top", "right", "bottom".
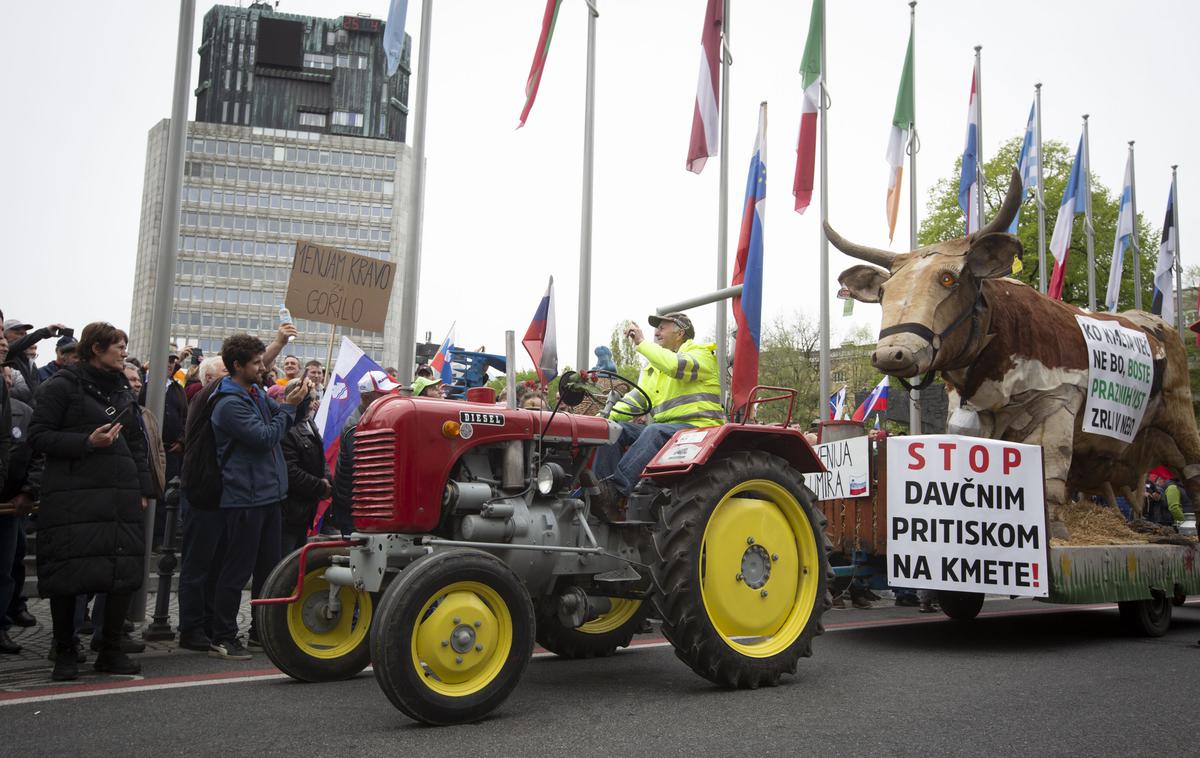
[{"left": 352, "top": 428, "right": 397, "bottom": 520}]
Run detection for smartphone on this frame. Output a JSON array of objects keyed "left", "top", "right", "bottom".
[
  {"left": 104, "top": 405, "right": 132, "bottom": 428},
  {"left": 61, "top": 327, "right": 74, "bottom": 339},
  {"left": 192, "top": 347, "right": 203, "bottom": 366}
]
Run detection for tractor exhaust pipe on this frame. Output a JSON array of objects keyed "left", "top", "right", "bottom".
[{"left": 502, "top": 330, "right": 524, "bottom": 491}]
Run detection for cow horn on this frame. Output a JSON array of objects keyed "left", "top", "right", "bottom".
[
  {"left": 823, "top": 221, "right": 896, "bottom": 268},
  {"left": 977, "top": 168, "right": 1024, "bottom": 237}
]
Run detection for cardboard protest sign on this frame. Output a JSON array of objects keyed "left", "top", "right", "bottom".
[
  {"left": 804, "top": 435, "right": 870, "bottom": 500},
  {"left": 285, "top": 240, "right": 395, "bottom": 333},
  {"left": 1074, "top": 315, "right": 1153, "bottom": 443},
  {"left": 887, "top": 435, "right": 1048, "bottom": 597}
]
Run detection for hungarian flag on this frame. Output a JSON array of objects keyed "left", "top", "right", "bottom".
[
  {"left": 958, "top": 61, "right": 982, "bottom": 234},
  {"left": 1105, "top": 153, "right": 1135, "bottom": 311},
  {"left": 851, "top": 376, "right": 889, "bottom": 422},
  {"left": 1152, "top": 182, "right": 1177, "bottom": 324},
  {"left": 731, "top": 103, "right": 768, "bottom": 417},
  {"left": 518, "top": 0, "right": 563, "bottom": 128},
  {"left": 522, "top": 276, "right": 558, "bottom": 386},
  {"left": 687, "top": 0, "right": 723, "bottom": 173},
  {"left": 429, "top": 323, "right": 456, "bottom": 384},
  {"left": 1048, "top": 133, "right": 1087, "bottom": 301},
  {"left": 884, "top": 21, "right": 914, "bottom": 240},
  {"left": 793, "top": 0, "right": 823, "bottom": 213}
]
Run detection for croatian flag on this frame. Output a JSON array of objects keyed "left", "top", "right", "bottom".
[
  {"left": 518, "top": 0, "right": 563, "bottom": 128},
  {"left": 1009, "top": 101, "right": 1037, "bottom": 236},
  {"left": 958, "top": 62, "right": 982, "bottom": 234},
  {"left": 1048, "top": 134, "right": 1087, "bottom": 301},
  {"left": 828, "top": 385, "right": 846, "bottom": 420},
  {"left": 315, "top": 337, "right": 386, "bottom": 470},
  {"left": 1152, "top": 183, "right": 1177, "bottom": 324},
  {"left": 523, "top": 276, "right": 558, "bottom": 385},
  {"left": 383, "top": 0, "right": 409, "bottom": 77},
  {"left": 852, "top": 376, "right": 889, "bottom": 422},
  {"left": 687, "top": 0, "right": 723, "bottom": 173},
  {"left": 1105, "top": 154, "right": 1135, "bottom": 311},
  {"left": 430, "top": 324, "right": 456, "bottom": 384},
  {"left": 793, "top": 0, "right": 823, "bottom": 213},
  {"left": 731, "top": 103, "right": 767, "bottom": 417}
]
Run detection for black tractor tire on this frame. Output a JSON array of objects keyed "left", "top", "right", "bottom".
[
  {"left": 1118, "top": 594, "right": 1172, "bottom": 637},
  {"left": 254, "top": 546, "right": 375, "bottom": 682},
  {"left": 535, "top": 597, "right": 648, "bottom": 659},
  {"left": 937, "top": 590, "right": 985, "bottom": 621},
  {"left": 371, "top": 549, "right": 535, "bottom": 725},
  {"left": 651, "top": 451, "right": 832, "bottom": 689}
]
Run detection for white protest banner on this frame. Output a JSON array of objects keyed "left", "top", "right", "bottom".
[
  {"left": 887, "top": 435, "right": 1048, "bottom": 597},
  {"left": 804, "top": 435, "right": 870, "bottom": 500},
  {"left": 1074, "top": 314, "right": 1154, "bottom": 443}
]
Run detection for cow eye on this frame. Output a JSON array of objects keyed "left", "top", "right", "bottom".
[{"left": 939, "top": 272, "right": 958, "bottom": 288}]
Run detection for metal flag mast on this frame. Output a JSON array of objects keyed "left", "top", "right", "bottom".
[
  {"left": 818, "top": 0, "right": 831, "bottom": 415},
  {"left": 907, "top": 1, "right": 921, "bottom": 433},
  {"left": 1035, "top": 83, "right": 1047, "bottom": 294},
  {"left": 715, "top": 0, "right": 732, "bottom": 401},
  {"left": 973, "top": 45, "right": 985, "bottom": 233},
  {"left": 1082, "top": 114, "right": 1096, "bottom": 311},
  {"left": 1129, "top": 141, "right": 1142, "bottom": 310},
  {"left": 575, "top": 0, "right": 599, "bottom": 371},
  {"left": 1172, "top": 165, "right": 1184, "bottom": 338}
]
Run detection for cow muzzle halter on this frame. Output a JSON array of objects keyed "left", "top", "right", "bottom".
[{"left": 876, "top": 287, "right": 984, "bottom": 391}]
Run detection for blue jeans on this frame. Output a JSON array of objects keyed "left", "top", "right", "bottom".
[
  {"left": 592, "top": 422, "right": 693, "bottom": 496},
  {"left": 211, "top": 505, "right": 281, "bottom": 644},
  {"left": 178, "top": 503, "right": 226, "bottom": 639}
]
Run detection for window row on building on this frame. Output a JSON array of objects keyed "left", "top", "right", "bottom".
[
  {"left": 173, "top": 308, "right": 383, "bottom": 342},
  {"left": 180, "top": 210, "right": 392, "bottom": 243},
  {"left": 183, "top": 161, "right": 394, "bottom": 196},
  {"left": 187, "top": 137, "right": 397, "bottom": 173},
  {"left": 302, "top": 51, "right": 369, "bottom": 71},
  {"left": 179, "top": 235, "right": 388, "bottom": 263},
  {"left": 181, "top": 185, "right": 393, "bottom": 219},
  {"left": 177, "top": 259, "right": 291, "bottom": 284}
]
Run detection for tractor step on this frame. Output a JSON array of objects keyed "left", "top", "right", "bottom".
[{"left": 593, "top": 565, "right": 642, "bottom": 583}]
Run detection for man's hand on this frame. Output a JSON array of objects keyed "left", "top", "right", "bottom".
[
  {"left": 284, "top": 378, "right": 312, "bottom": 406},
  {"left": 625, "top": 321, "right": 644, "bottom": 346},
  {"left": 47, "top": 323, "right": 67, "bottom": 336},
  {"left": 167, "top": 441, "right": 184, "bottom": 455},
  {"left": 275, "top": 323, "right": 299, "bottom": 345},
  {"left": 87, "top": 423, "right": 123, "bottom": 449},
  {"left": 11, "top": 493, "right": 35, "bottom": 516},
  {"left": 141, "top": 497, "right": 150, "bottom": 511},
  {"left": 321, "top": 479, "right": 333, "bottom": 498}
]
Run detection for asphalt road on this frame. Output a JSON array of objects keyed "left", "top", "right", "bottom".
[{"left": 4, "top": 599, "right": 1199, "bottom": 757}]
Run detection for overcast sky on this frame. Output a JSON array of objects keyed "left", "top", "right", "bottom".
[{"left": 3, "top": 0, "right": 1197, "bottom": 372}]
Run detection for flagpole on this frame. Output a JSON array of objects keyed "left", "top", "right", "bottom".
[
  {"left": 1035, "top": 83, "right": 1047, "bottom": 294},
  {"left": 1128, "top": 141, "right": 1142, "bottom": 310},
  {"left": 716, "top": 0, "right": 731, "bottom": 402},
  {"left": 818, "top": 0, "right": 831, "bottom": 415},
  {"left": 576, "top": 0, "right": 598, "bottom": 371},
  {"left": 1172, "top": 165, "right": 1184, "bottom": 337},
  {"left": 1082, "top": 114, "right": 1096, "bottom": 311},
  {"left": 398, "top": 0, "right": 434, "bottom": 374},
  {"left": 907, "top": 1, "right": 921, "bottom": 434},
  {"left": 974, "top": 45, "right": 985, "bottom": 231}
]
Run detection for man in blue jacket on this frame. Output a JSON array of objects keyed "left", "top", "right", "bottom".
[{"left": 208, "top": 333, "right": 310, "bottom": 660}]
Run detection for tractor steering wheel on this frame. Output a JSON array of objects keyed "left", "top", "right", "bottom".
[{"left": 559, "top": 369, "right": 653, "bottom": 419}]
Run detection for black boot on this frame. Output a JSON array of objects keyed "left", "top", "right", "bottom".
[
  {"left": 51, "top": 644, "right": 78, "bottom": 681},
  {"left": 94, "top": 648, "right": 141, "bottom": 675},
  {"left": 0, "top": 629, "right": 21, "bottom": 654}
]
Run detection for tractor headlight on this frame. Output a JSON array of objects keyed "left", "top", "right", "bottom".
[{"left": 536, "top": 462, "right": 566, "bottom": 495}]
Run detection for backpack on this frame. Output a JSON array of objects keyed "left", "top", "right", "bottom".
[{"left": 180, "top": 382, "right": 233, "bottom": 511}]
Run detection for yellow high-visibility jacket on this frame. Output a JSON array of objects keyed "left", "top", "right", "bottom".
[{"left": 610, "top": 339, "right": 725, "bottom": 428}]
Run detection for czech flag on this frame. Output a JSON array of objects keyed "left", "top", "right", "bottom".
[
  {"left": 523, "top": 276, "right": 558, "bottom": 386},
  {"left": 731, "top": 103, "right": 767, "bottom": 418},
  {"left": 430, "top": 324, "right": 456, "bottom": 384},
  {"left": 828, "top": 385, "right": 846, "bottom": 420},
  {"left": 851, "top": 376, "right": 889, "bottom": 422}
]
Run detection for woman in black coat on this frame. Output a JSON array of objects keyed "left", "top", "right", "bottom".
[
  {"left": 29, "top": 322, "right": 155, "bottom": 680},
  {"left": 280, "top": 382, "right": 331, "bottom": 554}
]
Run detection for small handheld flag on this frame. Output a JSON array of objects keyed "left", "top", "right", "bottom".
[
  {"left": 851, "top": 376, "right": 890, "bottom": 422},
  {"left": 429, "top": 323, "right": 456, "bottom": 385},
  {"left": 828, "top": 385, "right": 846, "bottom": 420}
]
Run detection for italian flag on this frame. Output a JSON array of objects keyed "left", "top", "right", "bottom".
[
  {"left": 518, "top": 0, "right": 563, "bottom": 128},
  {"left": 885, "top": 25, "right": 914, "bottom": 241},
  {"left": 793, "top": 0, "right": 823, "bottom": 213}
]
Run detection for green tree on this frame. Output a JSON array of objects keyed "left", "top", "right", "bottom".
[{"left": 918, "top": 137, "right": 1158, "bottom": 312}]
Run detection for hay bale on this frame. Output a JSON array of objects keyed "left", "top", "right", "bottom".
[{"left": 1051, "top": 500, "right": 1152, "bottom": 546}]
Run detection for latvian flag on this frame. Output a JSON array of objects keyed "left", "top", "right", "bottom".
[
  {"left": 851, "top": 376, "right": 889, "bottom": 423},
  {"left": 958, "top": 61, "right": 982, "bottom": 234},
  {"left": 522, "top": 276, "right": 558, "bottom": 386},
  {"left": 687, "top": 0, "right": 723, "bottom": 173},
  {"left": 1048, "top": 133, "right": 1087, "bottom": 301},
  {"left": 884, "top": 21, "right": 914, "bottom": 240},
  {"left": 793, "top": 0, "right": 823, "bottom": 213},
  {"left": 518, "top": 0, "right": 563, "bottom": 128}
]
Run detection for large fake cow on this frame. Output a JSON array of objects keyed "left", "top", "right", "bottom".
[{"left": 829, "top": 169, "right": 1200, "bottom": 537}]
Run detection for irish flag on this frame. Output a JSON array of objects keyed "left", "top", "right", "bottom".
[
  {"left": 885, "top": 22, "right": 914, "bottom": 241},
  {"left": 793, "top": 0, "right": 823, "bottom": 213},
  {"left": 518, "top": 0, "right": 563, "bottom": 128},
  {"left": 687, "top": 0, "right": 723, "bottom": 173}
]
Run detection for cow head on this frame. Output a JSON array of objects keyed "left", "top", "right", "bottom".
[{"left": 829, "top": 169, "right": 1025, "bottom": 379}]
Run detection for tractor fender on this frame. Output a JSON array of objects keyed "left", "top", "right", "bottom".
[{"left": 641, "top": 424, "right": 825, "bottom": 481}]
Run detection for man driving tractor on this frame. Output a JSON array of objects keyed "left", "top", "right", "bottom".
[{"left": 591, "top": 311, "right": 724, "bottom": 519}]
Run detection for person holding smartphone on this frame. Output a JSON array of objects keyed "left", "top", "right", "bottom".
[{"left": 28, "top": 322, "right": 156, "bottom": 680}]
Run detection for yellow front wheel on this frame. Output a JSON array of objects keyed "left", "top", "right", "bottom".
[
  {"left": 652, "top": 451, "right": 832, "bottom": 688},
  {"left": 371, "top": 549, "right": 535, "bottom": 725},
  {"left": 255, "top": 547, "right": 374, "bottom": 682}
]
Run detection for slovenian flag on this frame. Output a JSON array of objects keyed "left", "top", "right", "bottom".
[
  {"left": 731, "top": 102, "right": 767, "bottom": 417},
  {"left": 687, "top": 0, "right": 723, "bottom": 173},
  {"left": 828, "top": 385, "right": 846, "bottom": 420},
  {"left": 518, "top": 0, "right": 563, "bottom": 128},
  {"left": 958, "top": 62, "right": 982, "bottom": 234},
  {"left": 523, "top": 276, "right": 558, "bottom": 386},
  {"left": 884, "top": 19, "right": 914, "bottom": 240},
  {"left": 852, "top": 376, "right": 889, "bottom": 422},
  {"left": 315, "top": 337, "right": 387, "bottom": 471},
  {"left": 1048, "top": 133, "right": 1087, "bottom": 301},
  {"left": 430, "top": 323, "right": 456, "bottom": 384},
  {"left": 1105, "top": 154, "right": 1135, "bottom": 311},
  {"left": 1152, "top": 182, "right": 1177, "bottom": 324},
  {"left": 793, "top": 0, "right": 823, "bottom": 213}
]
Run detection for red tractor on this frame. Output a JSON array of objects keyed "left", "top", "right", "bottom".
[{"left": 254, "top": 370, "right": 831, "bottom": 725}]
